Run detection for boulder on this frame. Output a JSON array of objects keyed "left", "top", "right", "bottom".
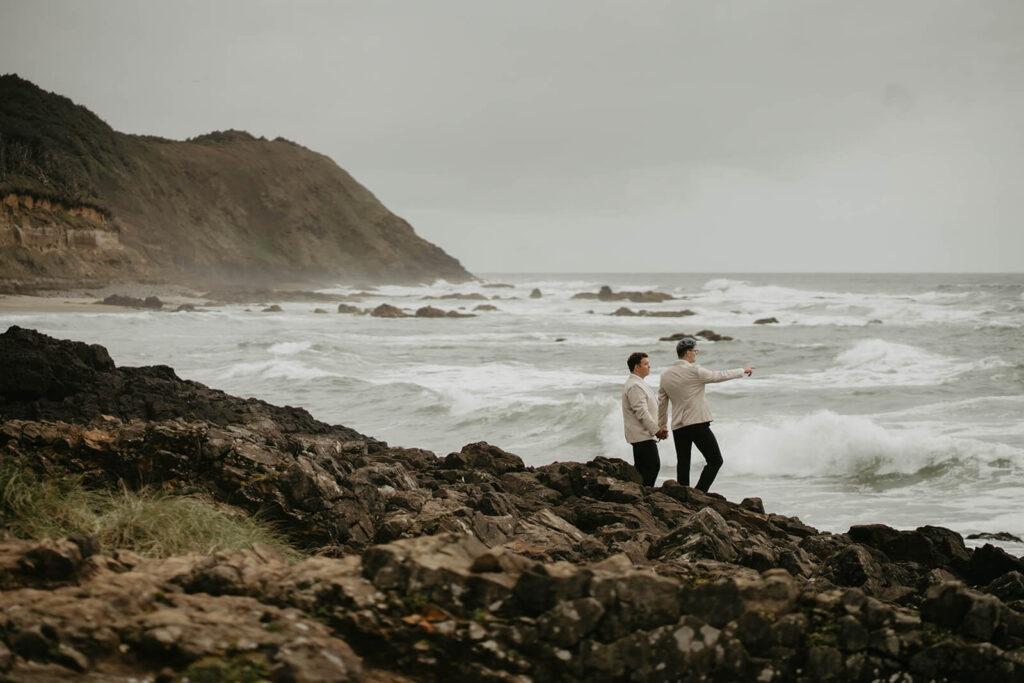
[
  {"left": 369, "top": 303, "right": 408, "bottom": 318},
  {"left": 968, "top": 543, "right": 1024, "bottom": 586},
  {"left": 100, "top": 294, "right": 163, "bottom": 309},
  {"left": 415, "top": 306, "right": 447, "bottom": 318},
  {"left": 967, "top": 532, "right": 1024, "bottom": 543}
]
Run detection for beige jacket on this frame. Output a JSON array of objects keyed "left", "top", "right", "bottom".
[
  {"left": 658, "top": 360, "right": 744, "bottom": 430},
  {"left": 622, "top": 373, "right": 659, "bottom": 443}
]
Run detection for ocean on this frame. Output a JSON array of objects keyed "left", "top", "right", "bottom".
[{"left": 5, "top": 273, "right": 1023, "bottom": 554}]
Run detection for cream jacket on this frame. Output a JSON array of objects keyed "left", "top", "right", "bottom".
[
  {"left": 658, "top": 360, "right": 744, "bottom": 430},
  {"left": 622, "top": 373, "right": 659, "bottom": 443}
]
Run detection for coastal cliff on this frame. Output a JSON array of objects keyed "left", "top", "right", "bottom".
[
  {"left": 2, "top": 326, "right": 1024, "bottom": 682},
  {"left": 0, "top": 75, "right": 473, "bottom": 289}
]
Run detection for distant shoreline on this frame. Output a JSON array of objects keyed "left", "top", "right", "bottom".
[{"left": 0, "top": 289, "right": 208, "bottom": 314}]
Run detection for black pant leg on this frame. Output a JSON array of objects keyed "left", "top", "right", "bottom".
[
  {"left": 691, "top": 422, "right": 724, "bottom": 492},
  {"left": 671, "top": 427, "right": 694, "bottom": 486},
  {"left": 631, "top": 440, "right": 660, "bottom": 487}
]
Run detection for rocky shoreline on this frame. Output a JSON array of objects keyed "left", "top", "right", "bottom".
[{"left": 1, "top": 325, "right": 1023, "bottom": 682}]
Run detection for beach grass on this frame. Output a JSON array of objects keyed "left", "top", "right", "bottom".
[{"left": 0, "top": 459, "right": 300, "bottom": 559}]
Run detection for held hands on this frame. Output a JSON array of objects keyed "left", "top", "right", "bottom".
[
  {"left": 744, "top": 366, "right": 756, "bottom": 376},
  {"left": 656, "top": 428, "right": 669, "bottom": 440}
]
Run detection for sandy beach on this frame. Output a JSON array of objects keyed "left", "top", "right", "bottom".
[
  {"left": 0, "top": 295, "right": 140, "bottom": 314},
  {"left": 0, "top": 287, "right": 210, "bottom": 314}
]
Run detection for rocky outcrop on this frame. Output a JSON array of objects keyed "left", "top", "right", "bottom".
[
  {"left": 660, "top": 330, "right": 735, "bottom": 342},
  {"left": 609, "top": 307, "right": 696, "bottom": 317},
  {"left": 0, "top": 75, "right": 473, "bottom": 289},
  {"left": 573, "top": 286, "right": 674, "bottom": 303},
  {"left": 2, "top": 326, "right": 1024, "bottom": 681}
]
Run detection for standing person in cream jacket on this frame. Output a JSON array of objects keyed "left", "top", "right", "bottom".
[
  {"left": 622, "top": 352, "right": 668, "bottom": 486},
  {"left": 658, "top": 337, "right": 754, "bottom": 492}
]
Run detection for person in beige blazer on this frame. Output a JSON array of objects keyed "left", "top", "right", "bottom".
[
  {"left": 657, "top": 337, "right": 754, "bottom": 492},
  {"left": 622, "top": 351, "right": 668, "bottom": 486}
]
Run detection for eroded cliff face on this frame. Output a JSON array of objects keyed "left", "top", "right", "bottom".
[
  {"left": 0, "top": 75, "right": 473, "bottom": 288},
  {"left": 0, "top": 193, "right": 149, "bottom": 287}
]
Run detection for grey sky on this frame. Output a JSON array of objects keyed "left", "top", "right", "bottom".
[{"left": 3, "top": 0, "right": 1022, "bottom": 273}]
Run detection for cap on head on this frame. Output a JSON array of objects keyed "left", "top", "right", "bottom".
[{"left": 676, "top": 337, "right": 697, "bottom": 356}]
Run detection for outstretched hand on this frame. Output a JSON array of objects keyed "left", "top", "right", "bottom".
[{"left": 744, "top": 366, "right": 756, "bottom": 376}]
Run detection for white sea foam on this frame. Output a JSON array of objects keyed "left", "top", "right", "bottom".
[
  {"left": 715, "top": 410, "right": 1024, "bottom": 479},
  {"left": 688, "top": 278, "right": 1001, "bottom": 327},
  {"left": 756, "top": 338, "right": 997, "bottom": 388},
  {"left": 218, "top": 359, "right": 339, "bottom": 381},
  {"left": 369, "top": 362, "right": 619, "bottom": 415},
  {"left": 268, "top": 341, "right": 313, "bottom": 355}
]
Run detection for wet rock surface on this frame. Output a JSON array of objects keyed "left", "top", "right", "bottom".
[
  {"left": 659, "top": 330, "right": 735, "bottom": 342},
  {"left": 2, "top": 326, "right": 1024, "bottom": 681},
  {"left": 609, "top": 308, "right": 696, "bottom": 317},
  {"left": 573, "top": 285, "right": 674, "bottom": 303}
]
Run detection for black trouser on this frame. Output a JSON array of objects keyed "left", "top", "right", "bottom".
[
  {"left": 630, "top": 439, "right": 660, "bottom": 487},
  {"left": 672, "top": 422, "right": 723, "bottom": 492}
]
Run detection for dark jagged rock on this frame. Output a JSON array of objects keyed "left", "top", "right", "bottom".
[
  {"left": 369, "top": 303, "right": 408, "bottom": 318},
  {"left": 414, "top": 305, "right": 447, "bottom": 318},
  {"left": 3, "top": 326, "right": 1024, "bottom": 681},
  {"left": 660, "top": 330, "right": 735, "bottom": 342},
  {"left": 609, "top": 308, "right": 695, "bottom": 317},
  {"left": 969, "top": 532, "right": 1024, "bottom": 543},
  {"left": 337, "top": 303, "right": 363, "bottom": 314},
  {"left": 424, "top": 293, "right": 488, "bottom": 301},
  {"left": 573, "top": 285, "right": 674, "bottom": 303},
  {"left": 0, "top": 325, "right": 372, "bottom": 439},
  {"left": 969, "top": 544, "right": 1024, "bottom": 586},
  {"left": 696, "top": 329, "right": 733, "bottom": 342},
  {"left": 99, "top": 294, "right": 163, "bottom": 309},
  {"left": 754, "top": 317, "right": 779, "bottom": 324},
  {"left": 414, "top": 306, "right": 475, "bottom": 318},
  {"left": 529, "top": 288, "right": 542, "bottom": 299}
]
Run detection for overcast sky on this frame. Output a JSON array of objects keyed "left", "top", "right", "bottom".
[{"left": 3, "top": 0, "right": 1022, "bottom": 273}]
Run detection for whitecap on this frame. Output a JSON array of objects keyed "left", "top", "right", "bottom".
[
  {"left": 217, "top": 359, "right": 339, "bottom": 381},
  {"left": 714, "top": 410, "right": 1024, "bottom": 480},
  {"left": 755, "top": 339, "right": 980, "bottom": 388},
  {"left": 268, "top": 341, "right": 312, "bottom": 355}
]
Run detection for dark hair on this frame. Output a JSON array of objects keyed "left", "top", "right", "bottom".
[
  {"left": 627, "top": 351, "right": 648, "bottom": 372},
  {"left": 676, "top": 337, "right": 697, "bottom": 357}
]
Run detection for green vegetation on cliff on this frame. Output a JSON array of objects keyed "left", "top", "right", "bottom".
[{"left": 0, "top": 74, "right": 473, "bottom": 286}]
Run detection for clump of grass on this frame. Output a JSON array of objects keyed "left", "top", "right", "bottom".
[{"left": 0, "top": 459, "right": 300, "bottom": 560}]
